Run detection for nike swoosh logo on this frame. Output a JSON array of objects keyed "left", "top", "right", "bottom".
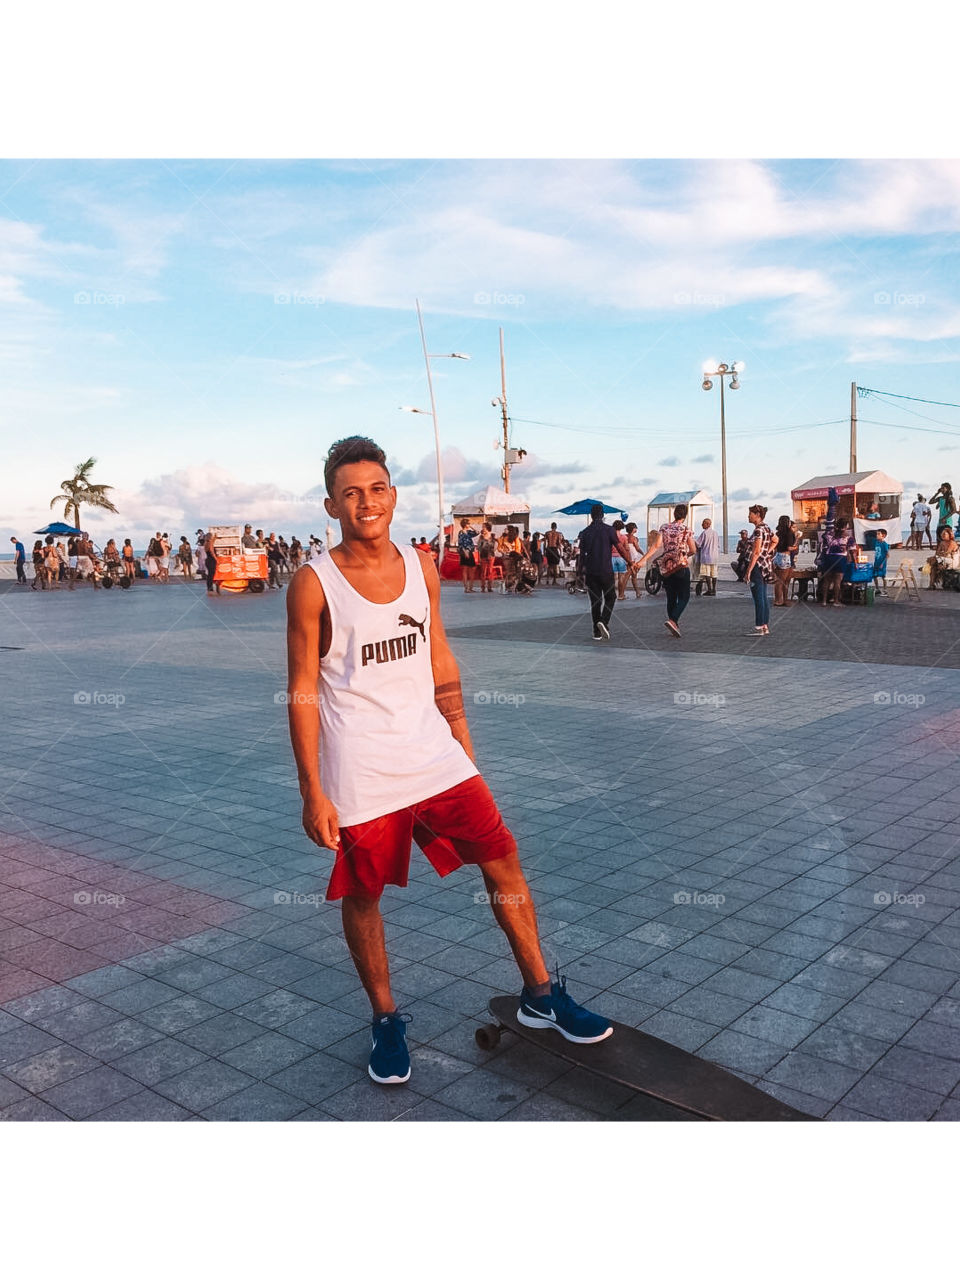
[{"left": 523, "top": 1004, "right": 557, "bottom": 1022}]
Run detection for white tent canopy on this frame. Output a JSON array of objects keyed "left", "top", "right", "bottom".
[{"left": 451, "top": 486, "right": 531, "bottom": 534}]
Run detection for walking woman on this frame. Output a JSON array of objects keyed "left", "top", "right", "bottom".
[
  {"left": 772, "top": 515, "right": 797, "bottom": 607},
  {"left": 611, "top": 520, "right": 630, "bottom": 601},
  {"left": 636, "top": 503, "right": 696, "bottom": 638},
  {"left": 744, "top": 503, "right": 776, "bottom": 634},
  {"left": 31, "top": 541, "right": 46, "bottom": 590}
]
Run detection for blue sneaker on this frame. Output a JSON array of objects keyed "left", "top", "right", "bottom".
[
  {"left": 517, "top": 974, "right": 613, "bottom": 1044},
  {"left": 368, "top": 1012, "right": 412, "bottom": 1084}
]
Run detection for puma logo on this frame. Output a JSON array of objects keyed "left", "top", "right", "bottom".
[{"left": 398, "top": 613, "right": 426, "bottom": 641}]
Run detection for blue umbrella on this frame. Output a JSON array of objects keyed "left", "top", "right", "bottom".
[
  {"left": 35, "top": 521, "right": 83, "bottom": 535},
  {"left": 554, "top": 499, "right": 628, "bottom": 521}
]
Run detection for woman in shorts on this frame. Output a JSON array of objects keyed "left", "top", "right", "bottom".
[
  {"left": 457, "top": 518, "right": 479, "bottom": 593},
  {"left": 122, "top": 538, "right": 137, "bottom": 583},
  {"left": 772, "top": 515, "right": 797, "bottom": 606}
]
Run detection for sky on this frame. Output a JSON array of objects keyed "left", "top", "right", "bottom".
[{"left": 3, "top": 156, "right": 960, "bottom": 549}]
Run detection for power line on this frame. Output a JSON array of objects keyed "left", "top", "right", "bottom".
[
  {"left": 509, "top": 415, "right": 848, "bottom": 439},
  {"left": 859, "top": 387, "right": 960, "bottom": 411}
]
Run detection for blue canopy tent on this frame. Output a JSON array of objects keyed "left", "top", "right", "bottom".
[
  {"left": 34, "top": 521, "right": 82, "bottom": 536},
  {"left": 554, "top": 499, "right": 629, "bottom": 521}
]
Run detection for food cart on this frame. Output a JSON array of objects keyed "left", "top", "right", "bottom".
[
  {"left": 791, "top": 471, "right": 903, "bottom": 549},
  {"left": 209, "top": 525, "right": 269, "bottom": 593},
  {"left": 448, "top": 486, "right": 531, "bottom": 581},
  {"left": 646, "top": 490, "right": 714, "bottom": 543}
]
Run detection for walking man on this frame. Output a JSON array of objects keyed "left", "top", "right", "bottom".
[
  {"left": 286, "top": 437, "right": 612, "bottom": 1085},
  {"left": 577, "top": 503, "right": 621, "bottom": 639},
  {"left": 10, "top": 536, "right": 26, "bottom": 585}
]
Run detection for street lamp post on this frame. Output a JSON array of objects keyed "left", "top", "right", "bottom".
[
  {"left": 400, "top": 298, "right": 470, "bottom": 566},
  {"left": 701, "top": 361, "right": 744, "bottom": 555}
]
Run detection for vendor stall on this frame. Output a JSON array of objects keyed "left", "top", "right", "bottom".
[
  {"left": 791, "top": 471, "right": 903, "bottom": 549},
  {"left": 451, "top": 486, "right": 530, "bottom": 538},
  {"left": 646, "top": 490, "right": 714, "bottom": 542}
]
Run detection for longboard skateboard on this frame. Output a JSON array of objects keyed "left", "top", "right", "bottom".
[{"left": 477, "top": 996, "right": 815, "bottom": 1121}]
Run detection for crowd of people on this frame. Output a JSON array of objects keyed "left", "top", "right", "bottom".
[{"left": 9, "top": 526, "right": 325, "bottom": 592}]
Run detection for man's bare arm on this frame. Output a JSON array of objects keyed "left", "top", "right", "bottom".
[
  {"left": 418, "top": 548, "right": 476, "bottom": 763},
  {"left": 285, "top": 566, "right": 340, "bottom": 848}
]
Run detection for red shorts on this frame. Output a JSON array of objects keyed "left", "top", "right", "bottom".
[{"left": 327, "top": 775, "right": 516, "bottom": 901}]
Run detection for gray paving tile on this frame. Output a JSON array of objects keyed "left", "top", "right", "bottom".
[
  {"left": 193, "top": 974, "right": 276, "bottom": 1010},
  {"left": 152, "top": 1060, "right": 256, "bottom": 1110},
  {"left": 899, "top": 1020, "right": 960, "bottom": 1061},
  {"left": 729, "top": 1006, "right": 819, "bottom": 1049},
  {"left": 3, "top": 1044, "right": 101, "bottom": 1092},
  {"left": 201, "top": 1082, "right": 306, "bottom": 1121},
  {"left": 0, "top": 1096, "right": 70, "bottom": 1121},
  {"left": 113, "top": 1040, "right": 210, "bottom": 1086},
  {"left": 176, "top": 1012, "right": 264, "bottom": 1055},
  {"left": 639, "top": 1010, "right": 716, "bottom": 1053},
  {"left": 392, "top": 1098, "right": 471, "bottom": 1121},
  {"left": 99, "top": 979, "right": 183, "bottom": 1015},
  {"left": 764, "top": 1052, "right": 863, "bottom": 1104},
  {"left": 701, "top": 968, "right": 783, "bottom": 1002},
  {"left": 841, "top": 1073, "right": 943, "bottom": 1121},
  {"left": 282, "top": 1005, "right": 366, "bottom": 1051},
  {"left": 797, "top": 1025, "right": 888, "bottom": 1072},
  {"left": 700, "top": 1030, "right": 788, "bottom": 1075},
  {"left": 267, "top": 1051, "right": 365, "bottom": 1104},
  {"left": 33, "top": 1000, "right": 124, "bottom": 1040},
  {"left": 220, "top": 1032, "right": 314, "bottom": 1077},
  {"left": 430, "top": 1067, "right": 533, "bottom": 1121},
  {"left": 82, "top": 1090, "right": 193, "bottom": 1121},
  {"left": 317, "top": 1079, "right": 430, "bottom": 1121},
  {"left": 3, "top": 985, "right": 85, "bottom": 1022},
  {"left": 39, "top": 1065, "right": 143, "bottom": 1119},
  {"left": 873, "top": 1045, "right": 960, "bottom": 1095},
  {"left": 0, "top": 1024, "right": 60, "bottom": 1070}
]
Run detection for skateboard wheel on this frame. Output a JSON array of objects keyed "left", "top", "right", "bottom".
[{"left": 475, "top": 1024, "right": 501, "bottom": 1051}]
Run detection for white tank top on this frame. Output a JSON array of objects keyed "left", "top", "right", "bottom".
[{"left": 306, "top": 543, "right": 478, "bottom": 826}]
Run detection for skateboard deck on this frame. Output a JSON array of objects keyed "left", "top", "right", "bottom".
[{"left": 480, "top": 996, "right": 814, "bottom": 1121}]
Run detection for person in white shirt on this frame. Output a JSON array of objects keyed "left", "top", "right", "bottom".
[
  {"left": 694, "top": 518, "right": 720, "bottom": 596},
  {"left": 285, "top": 435, "right": 612, "bottom": 1086}
]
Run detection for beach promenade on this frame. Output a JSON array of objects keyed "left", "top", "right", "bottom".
[{"left": 2, "top": 574, "right": 960, "bottom": 1121}]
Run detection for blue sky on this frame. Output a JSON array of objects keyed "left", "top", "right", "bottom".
[{"left": 3, "top": 157, "right": 960, "bottom": 547}]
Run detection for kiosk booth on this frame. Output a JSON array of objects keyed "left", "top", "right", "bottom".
[
  {"left": 791, "top": 471, "right": 903, "bottom": 549},
  {"left": 445, "top": 485, "right": 531, "bottom": 581},
  {"left": 646, "top": 490, "right": 715, "bottom": 543}
]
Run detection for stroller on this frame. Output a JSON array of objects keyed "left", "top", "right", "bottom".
[{"left": 566, "top": 559, "right": 587, "bottom": 595}]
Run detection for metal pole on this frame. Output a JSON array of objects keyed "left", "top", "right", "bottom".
[
  {"left": 850, "top": 381, "right": 857, "bottom": 472},
  {"left": 499, "top": 327, "right": 510, "bottom": 493},
  {"left": 720, "top": 372, "right": 729, "bottom": 555},
  {"left": 416, "top": 299, "right": 445, "bottom": 566}
]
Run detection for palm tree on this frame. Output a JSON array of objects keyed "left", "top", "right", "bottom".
[{"left": 49, "top": 457, "right": 119, "bottom": 530}]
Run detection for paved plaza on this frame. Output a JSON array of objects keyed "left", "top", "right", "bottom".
[{"left": 2, "top": 573, "right": 960, "bottom": 1121}]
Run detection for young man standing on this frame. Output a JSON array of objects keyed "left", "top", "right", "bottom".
[{"left": 286, "top": 437, "right": 611, "bottom": 1085}]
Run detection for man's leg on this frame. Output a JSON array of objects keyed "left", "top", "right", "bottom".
[
  {"left": 480, "top": 853, "right": 549, "bottom": 988},
  {"left": 600, "top": 576, "right": 616, "bottom": 627},
  {"left": 341, "top": 895, "right": 396, "bottom": 1014},
  {"left": 585, "top": 573, "right": 604, "bottom": 633}
]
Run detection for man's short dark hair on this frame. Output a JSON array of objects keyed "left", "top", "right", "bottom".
[
  {"left": 674, "top": 504, "right": 688, "bottom": 520},
  {"left": 590, "top": 503, "right": 604, "bottom": 520},
  {"left": 324, "top": 436, "right": 390, "bottom": 495}
]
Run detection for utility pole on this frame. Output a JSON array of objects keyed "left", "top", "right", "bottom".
[
  {"left": 499, "top": 327, "right": 511, "bottom": 493},
  {"left": 850, "top": 382, "right": 857, "bottom": 472}
]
